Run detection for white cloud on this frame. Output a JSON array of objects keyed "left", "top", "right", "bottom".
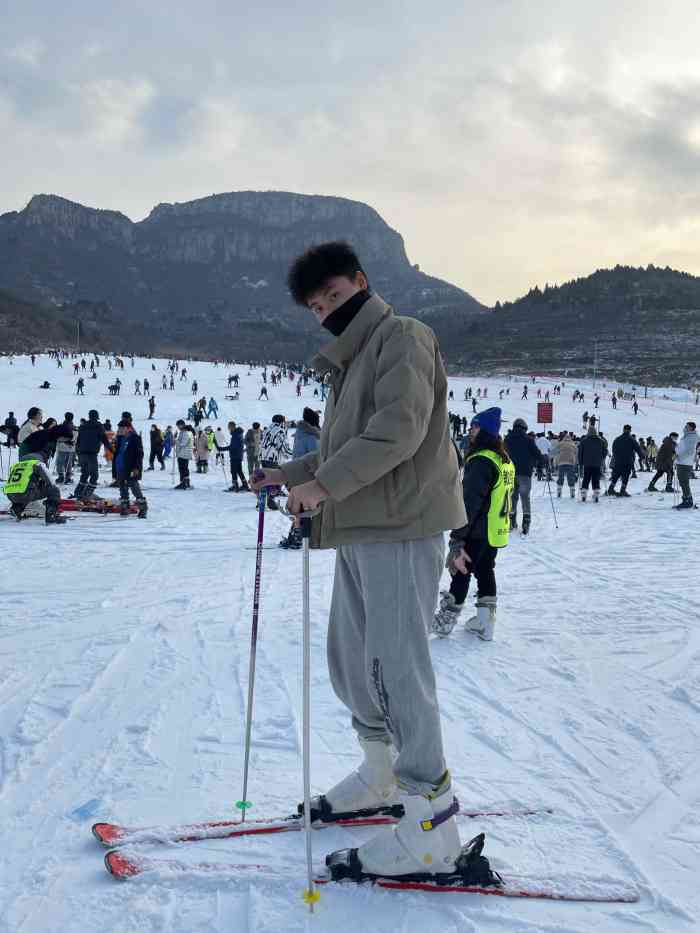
[
  {"left": 72, "top": 77, "right": 156, "bottom": 146},
  {"left": 2, "top": 2, "right": 700, "bottom": 303},
  {"left": 194, "top": 98, "right": 251, "bottom": 157},
  {"left": 6, "top": 37, "right": 44, "bottom": 68}
]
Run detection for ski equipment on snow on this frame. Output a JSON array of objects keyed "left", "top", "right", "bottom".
[
  {"left": 236, "top": 485, "right": 268, "bottom": 820},
  {"left": 102, "top": 841, "right": 639, "bottom": 902},
  {"left": 299, "top": 509, "right": 318, "bottom": 909},
  {"left": 92, "top": 806, "right": 553, "bottom": 848}
]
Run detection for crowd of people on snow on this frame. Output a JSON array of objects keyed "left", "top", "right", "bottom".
[
  {"left": 0, "top": 349, "right": 325, "bottom": 533},
  {"left": 2, "top": 349, "right": 699, "bottom": 530},
  {"left": 447, "top": 409, "right": 700, "bottom": 522},
  {"left": 0, "top": 398, "right": 324, "bottom": 530}
]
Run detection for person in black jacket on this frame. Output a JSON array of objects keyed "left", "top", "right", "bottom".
[
  {"left": 3, "top": 412, "right": 19, "bottom": 446},
  {"left": 578, "top": 424, "right": 605, "bottom": 501},
  {"left": 504, "top": 418, "right": 542, "bottom": 535},
  {"left": 647, "top": 434, "right": 677, "bottom": 492},
  {"left": 20, "top": 419, "right": 73, "bottom": 462},
  {"left": 432, "top": 408, "right": 512, "bottom": 639},
  {"left": 114, "top": 420, "right": 147, "bottom": 518},
  {"left": 147, "top": 424, "right": 165, "bottom": 470},
  {"left": 72, "top": 409, "right": 112, "bottom": 501},
  {"left": 225, "top": 421, "right": 249, "bottom": 492},
  {"left": 607, "top": 425, "right": 643, "bottom": 497}
]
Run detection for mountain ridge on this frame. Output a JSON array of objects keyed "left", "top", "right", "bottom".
[
  {"left": 2, "top": 193, "right": 699, "bottom": 383},
  {"left": 463, "top": 263, "right": 700, "bottom": 384},
  {"left": 0, "top": 190, "right": 484, "bottom": 359}
]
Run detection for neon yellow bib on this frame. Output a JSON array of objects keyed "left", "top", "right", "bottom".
[
  {"left": 465, "top": 449, "right": 515, "bottom": 548},
  {"left": 3, "top": 459, "right": 39, "bottom": 496}
]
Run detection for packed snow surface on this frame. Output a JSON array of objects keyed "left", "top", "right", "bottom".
[{"left": 1, "top": 354, "right": 699, "bottom": 932}]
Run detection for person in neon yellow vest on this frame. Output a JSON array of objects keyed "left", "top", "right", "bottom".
[
  {"left": 3, "top": 455, "right": 67, "bottom": 524},
  {"left": 432, "top": 407, "right": 514, "bottom": 640}
]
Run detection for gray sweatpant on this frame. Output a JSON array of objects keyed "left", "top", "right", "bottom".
[
  {"left": 327, "top": 534, "right": 447, "bottom": 796},
  {"left": 677, "top": 464, "right": 693, "bottom": 502},
  {"left": 512, "top": 473, "right": 532, "bottom": 518}
]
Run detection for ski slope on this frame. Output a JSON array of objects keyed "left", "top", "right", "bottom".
[{"left": 1, "top": 353, "right": 699, "bottom": 933}]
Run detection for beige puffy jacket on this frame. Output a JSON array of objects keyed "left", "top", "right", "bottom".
[
  {"left": 281, "top": 294, "right": 466, "bottom": 548},
  {"left": 557, "top": 437, "right": 578, "bottom": 466}
]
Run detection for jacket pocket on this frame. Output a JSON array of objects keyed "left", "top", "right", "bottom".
[
  {"left": 384, "top": 459, "right": 420, "bottom": 520},
  {"left": 334, "top": 481, "right": 389, "bottom": 529}
]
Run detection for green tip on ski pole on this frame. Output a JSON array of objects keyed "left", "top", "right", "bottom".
[{"left": 235, "top": 800, "right": 253, "bottom": 812}]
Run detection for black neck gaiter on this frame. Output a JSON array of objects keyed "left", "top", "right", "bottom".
[{"left": 321, "top": 289, "right": 371, "bottom": 337}]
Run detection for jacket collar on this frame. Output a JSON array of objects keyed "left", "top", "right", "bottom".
[{"left": 312, "top": 294, "right": 392, "bottom": 374}]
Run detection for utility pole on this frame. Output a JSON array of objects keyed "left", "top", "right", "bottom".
[
  {"left": 76, "top": 320, "right": 80, "bottom": 355},
  {"left": 593, "top": 339, "right": 598, "bottom": 390}
]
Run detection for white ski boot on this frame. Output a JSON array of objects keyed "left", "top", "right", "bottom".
[
  {"left": 354, "top": 782, "right": 461, "bottom": 876},
  {"left": 593, "top": 489, "right": 599, "bottom": 502},
  {"left": 556, "top": 485, "right": 562, "bottom": 498},
  {"left": 465, "top": 596, "right": 497, "bottom": 641},
  {"left": 581, "top": 488, "right": 587, "bottom": 502},
  {"left": 306, "top": 738, "right": 399, "bottom": 822},
  {"left": 570, "top": 485, "right": 576, "bottom": 498},
  {"left": 431, "top": 591, "right": 463, "bottom": 637}
]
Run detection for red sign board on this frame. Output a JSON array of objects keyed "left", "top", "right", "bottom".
[{"left": 537, "top": 402, "right": 553, "bottom": 424}]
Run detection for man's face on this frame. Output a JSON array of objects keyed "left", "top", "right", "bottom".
[{"left": 307, "top": 272, "right": 367, "bottom": 324}]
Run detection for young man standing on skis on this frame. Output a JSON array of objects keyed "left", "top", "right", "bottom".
[{"left": 252, "top": 242, "right": 467, "bottom": 880}]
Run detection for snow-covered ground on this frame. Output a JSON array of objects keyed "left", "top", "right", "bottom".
[{"left": 1, "top": 353, "right": 699, "bottom": 933}]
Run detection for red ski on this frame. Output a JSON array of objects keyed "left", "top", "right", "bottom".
[
  {"left": 92, "top": 807, "right": 552, "bottom": 848},
  {"left": 103, "top": 850, "right": 639, "bottom": 903},
  {"left": 59, "top": 499, "right": 138, "bottom": 515}
]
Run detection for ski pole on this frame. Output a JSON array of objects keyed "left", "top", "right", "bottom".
[
  {"left": 299, "top": 508, "right": 319, "bottom": 912},
  {"left": 236, "top": 484, "right": 267, "bottom": 823},
  {"left": 545, "top": 477, "right": 559, "bottom": 529}
]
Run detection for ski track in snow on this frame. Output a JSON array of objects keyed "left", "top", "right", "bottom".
[{"left": 1, "top": 355, "right": 699, "bottom": 932}]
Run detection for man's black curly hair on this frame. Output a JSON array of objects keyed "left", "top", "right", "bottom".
[{"left": 287, "top": 241, "right": 367, "bottom": 306}]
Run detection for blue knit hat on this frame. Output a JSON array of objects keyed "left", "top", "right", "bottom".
[{"left": 471, "top": 407, "right": 502, "bottom": 436}]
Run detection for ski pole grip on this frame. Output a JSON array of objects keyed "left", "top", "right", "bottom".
[{"left": 299, "top": 507, "right": 312, "bottom": 540}]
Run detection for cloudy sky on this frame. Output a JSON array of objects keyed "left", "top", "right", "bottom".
[{"left": 3, "top": 1, "right": 700, "bottom": 305}]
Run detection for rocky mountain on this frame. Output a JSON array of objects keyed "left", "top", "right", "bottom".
[
  {"left": 3, "top": 193, "right": 698, "bottom": 385},
  {"left": 0, "top": 192, "right": 484, "bottom": 360}
]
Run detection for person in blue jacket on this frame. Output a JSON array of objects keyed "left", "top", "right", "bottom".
[
  {"left": 291, "top": 407, "right": 321, "bottom": 458},
  {"left": 163, "top": 426, "right": 174, "bottom": 459},
  {"left": 114, "top": 420, "right": 147, "bottom": 518},
  {"left": 280, "top": 408, "right": 321, "bottom": 549}
]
